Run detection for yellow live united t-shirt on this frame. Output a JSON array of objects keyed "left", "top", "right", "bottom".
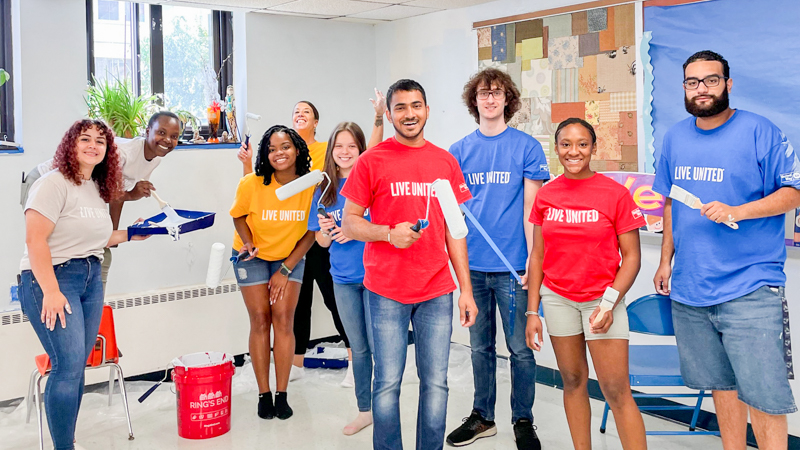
[
  {"left": 230, "top": 173, "right": 314, "bottom": 261},
  {"left": 308, "top": 141, "right": 327, "bottom": 172}
]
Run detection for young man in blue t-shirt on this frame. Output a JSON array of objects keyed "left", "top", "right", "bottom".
[
  {"left": 446, "top": 68, "right": 550, "bottom": 449},
  {"left": 653, "top": 50, "right": 800, "bottom": 449}
]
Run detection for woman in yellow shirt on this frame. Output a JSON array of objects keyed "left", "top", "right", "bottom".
[{"left": 230, "top": 125, "right": 316, "bottom": 420}]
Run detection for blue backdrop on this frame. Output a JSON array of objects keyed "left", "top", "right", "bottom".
[{"left": 645, "top": 0, "right": 800, "bottom": 165}]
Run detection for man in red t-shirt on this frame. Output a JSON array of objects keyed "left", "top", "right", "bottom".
[{"left": 342, "top": 79, "right": 477, "bottom": 450}]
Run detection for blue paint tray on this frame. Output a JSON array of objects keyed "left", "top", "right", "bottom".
[{"left": 127, "top": 209, "right": 216, "bottom": 240}]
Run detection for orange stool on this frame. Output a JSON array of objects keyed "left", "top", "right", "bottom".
[{"left": 26, "top": 305, "right": 134, "bottom": 450}]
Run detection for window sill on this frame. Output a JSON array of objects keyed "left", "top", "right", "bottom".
[
  {"left": 174, "top": 142, "right": 239, "bottom": 151},
  {"left": 0, "top": 145, "right": 23, "bottom": 154}
]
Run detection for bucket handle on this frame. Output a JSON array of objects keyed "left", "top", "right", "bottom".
[{"left": 137, "top": 364, "right": 173, "bottom": 403}]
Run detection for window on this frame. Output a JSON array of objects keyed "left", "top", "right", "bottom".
[
  {"left": 0, "top": 0, "right": 14, "bottom": 143},
  {"left": 87, "top": 1, "right": 233, "bottom": 132},
  {"left": 97, "top": 0, "right": 119, "bottom": 21}
]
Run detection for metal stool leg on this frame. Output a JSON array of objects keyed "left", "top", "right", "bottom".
[
  {"left": 689, "top": 389, "right": 704, "bottom": 432},
  {"left": 600, "top": 402, "right": 610, "bottom": 433},
  {"left": 112, "top": 363, "right": 135, "bottom": 440},
  {"left": 34, "top": 375, "right": 44, "bottom": 450},
  {"left": 108, "top": 366, "right": 115, "bottom": 406},
  {"left": 26, "top": 369, "right": 38, "bottom": 424}
]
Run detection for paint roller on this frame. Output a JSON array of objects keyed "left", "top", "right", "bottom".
[
  {"left": 275, "top": 170, "right": 336, "bottom": 231},
  {"left": 205, "top": 243, "right": 227, "bottom": 288},
  {"left": 243, "top": 112, "right": 261, "bottom": 148},
  {"left": 430, "top": 179, "right": 468, "bottom": 239}
]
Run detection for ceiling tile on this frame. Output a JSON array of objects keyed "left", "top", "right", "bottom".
[
  {"left": 403, "top": 0, "right": 494, "bottom": 9},
  {"left": 268, "top": 0, "right": 384, "bottom": 16},
  {"left": 348, "top": 4, "right": 438, "bottom": 20}
]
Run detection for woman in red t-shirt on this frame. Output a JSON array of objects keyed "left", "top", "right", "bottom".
[{"left": 525, "top": 118, "right": 647, "bottom": 450}]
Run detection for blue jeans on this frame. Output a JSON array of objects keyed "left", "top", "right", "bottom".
[
  {"left": 19, "top": 257, "right": 105, "bottom": 450},
  {"left": 672, "top": 285, "right": 797, "bottom": 414},
  {"left": 469, "top": 271, "right": 536, "bottom": 423},
  {"left": 370, "top": 291, "right": 453, "bottom": 450},
  {"left": 333, "top": 282, "right": 373, "bottom": 412}
]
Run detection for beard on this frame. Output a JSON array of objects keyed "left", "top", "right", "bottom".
[
  {"left": 684, "top": 88, "right": 729, "bottom": 117},
  {"left": 391, "top": 117, "right": 426, "bottom": 141}
]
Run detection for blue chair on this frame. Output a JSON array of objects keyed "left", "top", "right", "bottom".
[{"left": 599, "top": 294, "right": 719, "bottom": 436}]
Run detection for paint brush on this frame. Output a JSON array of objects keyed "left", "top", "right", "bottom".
[
  {"left": 668, "top": 185, "right": 738, "bottom": 230},
  {"left": 150, "top": 189, "right": 183, "bottom": 224}
]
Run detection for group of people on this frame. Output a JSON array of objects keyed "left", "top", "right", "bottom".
[{"left": 17, "top": 48, "right": 800, "bottom": 450}]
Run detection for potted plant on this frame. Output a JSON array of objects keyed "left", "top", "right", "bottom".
[
  {"left": 168, "top": 106, "right": 200, "bottom": 139},
  {"left": 85, "top": 76, "right": 156, "bottom": 138}
]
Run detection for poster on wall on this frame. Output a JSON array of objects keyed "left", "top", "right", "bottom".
[
  {"left": 602, "top": 172, "right": 664, "bottom": 232},
  {"left": 477, "top": 4, "right": 639, "bottom": 176}
]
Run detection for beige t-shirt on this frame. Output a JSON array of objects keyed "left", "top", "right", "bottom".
[
  {"left": 20, "top": 170, "right": 113, "bottom": 271},
  {"left": 36, "top": 137, "right": 160, "bottom": 192}
]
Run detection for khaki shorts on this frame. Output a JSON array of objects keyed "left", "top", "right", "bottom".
[{"left": 540, "top": 285, "right": 629, "bottom": 340}]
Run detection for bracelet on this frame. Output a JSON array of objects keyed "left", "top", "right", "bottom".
[
  {"left": 525, "top": 311, "right": 539, "bottom": 317},
  {"left": 387, "top": 231, "right": 392, "bottom": 245}
]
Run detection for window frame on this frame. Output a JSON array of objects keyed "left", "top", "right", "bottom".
[
  {"left": 0, "top": 0, "right": 15, "bottom": 144},
  {"left": 85, "top": 0, "right": 234, "bottom": 141}
]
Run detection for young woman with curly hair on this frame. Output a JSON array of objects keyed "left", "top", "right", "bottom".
[
  {"left": 230, "top": 124, "right": 316, "bottom": 420},
  {"left": 18, "top": 119, "right": 149, "bottom": 450}
]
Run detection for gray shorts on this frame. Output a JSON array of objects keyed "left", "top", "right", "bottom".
[{"left": 540, "top": 285, "right": 629, "bottom": 340}]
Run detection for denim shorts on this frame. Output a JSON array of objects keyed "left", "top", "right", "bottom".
[
  {"left": 231, "top": 250, "right": 305, "bottom": 286},
  {"left": 672, "top": 285, "right": 796, "bottom": 415}
]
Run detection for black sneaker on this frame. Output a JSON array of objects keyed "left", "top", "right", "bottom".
[
  {"left": 446, "top": 410, "right": 497, "bottom": 447},
  {"left": 513, "top": 418, "right": 541, "bottom": 450}
]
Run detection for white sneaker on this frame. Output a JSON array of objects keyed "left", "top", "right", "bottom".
[
  {"left": 289, "top": 365, "right": 305, "bottom": 382},
  {"left": 340, "top": 364, "right": 355, "bottom": 388}
]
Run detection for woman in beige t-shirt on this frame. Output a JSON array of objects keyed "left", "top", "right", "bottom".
[{"left": 19, "top": 119, "right": 147, "bottom": 450}]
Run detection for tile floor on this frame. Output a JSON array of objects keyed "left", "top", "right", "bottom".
[{"left": 0, "top": 344, "right": 735, "bottom": 449}]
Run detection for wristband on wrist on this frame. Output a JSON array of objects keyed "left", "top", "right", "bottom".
[
  {"left": 525, "top": 311, "right": 539, "bottom": 317},
  {"left": 279, "top": 263, "right": 292, "bottom": 276}
]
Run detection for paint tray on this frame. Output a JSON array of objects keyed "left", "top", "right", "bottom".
[{"left": 127, "top": 209, "right": 216, "bottom": 241}]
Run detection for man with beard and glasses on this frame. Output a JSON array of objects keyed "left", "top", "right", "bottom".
[
  {"left": 341, "top": 78, "right": 478, "bottom": 450},
  {"left": 653, "top": 50, "right": 800, "bottom": 450}
]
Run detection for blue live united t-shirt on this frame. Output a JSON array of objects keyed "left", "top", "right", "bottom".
[
  {"left": 307, "top": 178, "right": 368, "bottom": 284},
  {"left": 653, "top": 110, "right": 800, "bottom": 307},
  {"left": 449, "top": 127, "right": 550, "bottom": 272}
]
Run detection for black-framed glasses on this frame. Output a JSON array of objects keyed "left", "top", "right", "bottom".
[
  {"left": 477, "top": 89, "right": 506, "bottom": 100},
  {"left": 683, "top": 75, "right": 728, "bottom": 90}
]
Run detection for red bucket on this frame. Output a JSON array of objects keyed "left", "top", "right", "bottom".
[{"left": 171, "top": 352, "right": 235, "bottom": 440}]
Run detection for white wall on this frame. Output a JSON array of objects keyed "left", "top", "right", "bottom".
[{"left": 245, "top": 13, "right": 378, "bottom": 145}]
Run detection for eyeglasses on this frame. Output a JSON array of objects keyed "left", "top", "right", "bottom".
[
  {"left": 683, "top": 75, "right": 728, "bottom": 90},
  {"left": 477, "top": 89, "right": 506, "bottom": 100}
]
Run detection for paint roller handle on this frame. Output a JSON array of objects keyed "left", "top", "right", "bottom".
[{"left": 137, "top": 381, "right": 162, "bottom": 403}]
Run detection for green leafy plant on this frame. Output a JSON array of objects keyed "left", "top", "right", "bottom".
[
  {"left": 0, "top": 69, "right": 9, "bottom": 87},
  {"left": 168, "top": 106, "right": 200, "bottom": 137},
  {"left": 85, "top": 76, "right": 156, "bottom": 138}
]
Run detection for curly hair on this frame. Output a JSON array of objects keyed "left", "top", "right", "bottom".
[
  {"left": 254, "top": 125, "right": 312, "bottom": 185},
  {"left": 53, "top": 119, "right": 123, "bottom": 203},
  {"left": 461, "top": 68, "right": 521, "bottom": 124}
]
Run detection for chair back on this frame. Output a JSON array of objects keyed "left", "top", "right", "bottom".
[
  {"left": 627, "top": 294, "right": 674, "bottom": 336},
  {"left": 88, "top": 305, "right": 119, "bottom": 366}
]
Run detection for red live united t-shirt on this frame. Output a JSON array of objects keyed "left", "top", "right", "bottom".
[
  {"left": 530, "top": 173, "right": 645, "bottom": 302},
  {"left": 342, "top": 137, "right": 472, "bottom": 304}
]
